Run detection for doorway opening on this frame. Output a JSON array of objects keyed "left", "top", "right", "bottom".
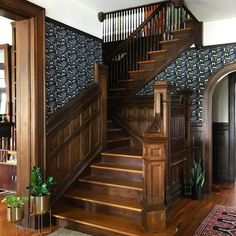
[
  {"left": 0, "top": 0, "right": 45, "bottom": 227},
  {"left": 203, "top": 63, "right": 236, "bottom": 194}
]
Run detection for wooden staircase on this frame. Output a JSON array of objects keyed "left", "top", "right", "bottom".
[
  {"left": 111, "top": 25, "right": 197, "bottom": 97},
  {"left": 53, "top": 121, "right": 149, "bottom": 235},
  {"left": 52, "top": 2, "right": 201, "bottom": 235}
]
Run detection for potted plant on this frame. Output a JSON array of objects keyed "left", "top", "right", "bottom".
[
  {"left": 1, "top": 194, "right": 28, "bottom": 223},
  {"left": 26, "top": 166, "right": 56, "bottom": 215},
  {"left": 191, "top": 159, "right": 205, "bottom": 200}
]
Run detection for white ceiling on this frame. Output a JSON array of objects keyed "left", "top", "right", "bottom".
[{"left": 77, "top": 0, "right": 236, "bottom": 22}]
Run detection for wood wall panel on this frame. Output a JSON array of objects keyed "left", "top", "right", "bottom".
[
  {"left": 46, "top": 82, "right": 104, "bottom": 203},
  {"left": 166, "top": 99, "right": 190, "bottom": 206},
  {"left": 117, "top": 96, "right": 154, "bottom": 137}
]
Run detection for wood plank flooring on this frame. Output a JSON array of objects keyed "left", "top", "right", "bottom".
[{"left": 0, "top": 182, "right": 236, "bottom": 235}]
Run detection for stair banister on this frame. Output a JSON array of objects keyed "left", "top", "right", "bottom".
[{"left": 142, "top": 81, "right": 170, "bottom": 232}]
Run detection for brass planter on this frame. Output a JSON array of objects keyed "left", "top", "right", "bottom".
[
  {"left": 31, "top": 195, "right": 50, "bottom": 215},
  {"left": 7, "top": 206, "right": 24, "bottom": 223}
]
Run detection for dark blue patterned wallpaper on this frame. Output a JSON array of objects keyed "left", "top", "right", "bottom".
[
  {"left": 138, "top": 44, "right": 236, "bottom": 124},
  {"left": 45, "top": 19, "right": 102, "bottom": 116}
]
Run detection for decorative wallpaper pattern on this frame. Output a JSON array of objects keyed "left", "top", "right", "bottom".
[
  {"left": 138, "top": 44, "right": 236, "bottom": 124},
  {"left": 45, "top": 19, "right": 102, "bottom": 116}
]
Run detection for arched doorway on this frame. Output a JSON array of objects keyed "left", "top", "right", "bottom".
[{"left": 203, "top": 63, "right": 236, "bottom": 193}]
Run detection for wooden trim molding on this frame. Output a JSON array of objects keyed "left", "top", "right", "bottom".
[
  {"left": 0, "top": 0, "right": 45, "bottom": 227},
  {"left": 202, "top": 62, "right": 236, "bottom": 193}
]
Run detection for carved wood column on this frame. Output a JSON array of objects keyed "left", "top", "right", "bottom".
[
  {"left": 142, "top": 138, "right": 167, "bottom": 232},
  {"left": 142, "top": 81, "right": 170, "bottom": 232}
]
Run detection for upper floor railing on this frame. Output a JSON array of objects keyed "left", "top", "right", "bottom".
[{"left": 99, "top": 1, "right": 199, "bottom": 89}]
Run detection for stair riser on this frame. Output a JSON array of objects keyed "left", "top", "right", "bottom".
[
  {"left": 149, "top": 51, "right": 175, "bottom": 61},
  {"left": 109, "top": 90, "right": 126, "bottom": 98},
  {"left": 65, "top": 198, "right": 141, "bottom": 221},
  {"left": 77, "top": 182, "right": 142, "bottom": 200},
  {"left": 91, "top": 168, "right": 143, "bottom": 182},
  {"left": 55, "top": 218, "right": 123, "bottom": 236},
  {"left": 118, "top": 80, "right": 141, "bottom": 90},
  {"left": 172, "top": 30, "right": 193, "bottom": 40},
  {"left": 102, "top": 155, "right": 143, "bottom": 167},
  {"left": 161, "top": 41, "right": 184, "bottom": 51},
  {"left": 128, "top": 71, "right": 152, "bottom": 81},
  {"left": 107, "top": 130, "right": 125, "bottom": 139},
  {"left": 107, "top": 139, "right": 131, "bottom": 149},
  {"left": 139, "top": 62, "right": 160, "bottom": 71}
]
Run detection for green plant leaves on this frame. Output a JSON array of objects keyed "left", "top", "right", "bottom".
[
  {"left": 191, "top": 159, "right": 205, "bottom": 188},
  {"left": 26, "top": 166, "right": 56, "bottom": 197},
  {"left": 1, "top": 194, "right": 28, "bottom": 208}
]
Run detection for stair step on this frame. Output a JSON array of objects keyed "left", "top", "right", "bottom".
[
  {"left": 101, "top": 151, "right": 143, "bottom": 167},
  {"left": 109, "top": 88, "right": 127, "bottom": 97},
  {"left": 91, "top": 163, "right": 143, "bottom": 181},
  {"left": 65, "top": 188, "right": 142, "bottom": 212},
  {"left": 79, "top": 175, "right": 143, "bottom": 191},
  {"left": 91, "top": 163, "right": 142, "bottom": 173},
  {"left": 172, "top": 27, "right": 193, "bottom": 40},
  {"left": 107, "top": 137, "right": 131, "bottom": 149},
  {"left": 128, "top": 69, "right": 154, "bottom": 80},
  {"left": 53, "top": 205, "right": 149, "bottom": 236},
  {"left": 78, "top": 175, "right": 143, "bottom": 200},
  {"left": 138, "top": 60, "right": 163, "bottom": 70},
  {"left": 107, "top": 128, "right": 124, "bottom": 139},
  {"left": 148, "top": 49, "right": 177, "bottom": 61},
  {"left": 118, "top": 79, "right": 142, "bottom": 89},
  {"left": 160, "top": 39, "right": 180, "bottom": 50}
]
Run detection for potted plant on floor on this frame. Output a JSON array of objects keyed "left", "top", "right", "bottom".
[
  {"left": 191, "top": 159, "right": 205, "bottom": 200},
  {"left": 26, "top": 166, "right": 56, "bottom": 215},
  {"left": 1, "top": 194, "right": 28, "bottom": 223}
]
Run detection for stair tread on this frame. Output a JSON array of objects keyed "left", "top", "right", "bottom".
[
  {"left": 128, "top": 69, "right": 153, "bottom": 73},
  {"left": 107, "top": 147, "right": 143, "bottom": 156},
  {"left": 138, "top": 60, "right": 157, "bottom": 64},
  {"left": 160, "top": 39, "right": 180, "bottom": 44},
  {"left": 148, "top": 49, "right": 167, "bottom": 54},
  {"left": 91, "top": 162, "right": 143, "bottom": 172},
  {"left": 80, "top": 175, "right": 143, "bottom": 190},
  {"left": 107, "top": 136, "right": 131, "bottom": 142},
  {"left": 65, "top": 188, "right": 142, "bottom": 211},
  {"left": 109, "top": 88, "right": 126, "bottom": 91},
  {"left": 171, "top": 27, "right": 192, "bottom": 33},
  {"left": 101, "top": 151, "right": 143, "bottom": 159},
  {"left": 53, "top": 205, "right": 158, "bottom": 236},
  {"left": 107, "top": 128, "right": 123, "bottom": 132}
]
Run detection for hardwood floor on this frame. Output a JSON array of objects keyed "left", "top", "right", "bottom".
[{"left": 0, "top": 182, "right": 236, "bottom": 235}]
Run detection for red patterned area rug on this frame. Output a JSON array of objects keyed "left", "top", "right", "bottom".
[{"left": 194, "top": 205, "right": 236, "bottom": 235}]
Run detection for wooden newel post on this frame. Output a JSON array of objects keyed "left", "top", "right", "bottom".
[
  {"left": 142, "top": 81, "right": 170, "bottom": 232},
  {"left": 94, "top": 64, "right": 108, "bottom": 150}
]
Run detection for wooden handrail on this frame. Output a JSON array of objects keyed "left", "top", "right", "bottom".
[
  {"left": 47, "top": 64, "right": 108, "bottom": 205},
  {"left": 103, "top": 0, "right": 200, "bottom": 89},
  {"left": 106, "top": 3, "right": 165, "bottom": 62},
  {"left": 102, "top": 2, "right": 166, "bottom": 15}
]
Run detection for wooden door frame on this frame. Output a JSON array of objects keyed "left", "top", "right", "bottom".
[
  {"left": 0, "top": 0, "right": 45, "bottom": 227},
  {"left": 202, "top": 63, "right": 236, "bottom": 193},
  {"left": 228, "top": 72, "right": 236, "bottom": 182}
]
